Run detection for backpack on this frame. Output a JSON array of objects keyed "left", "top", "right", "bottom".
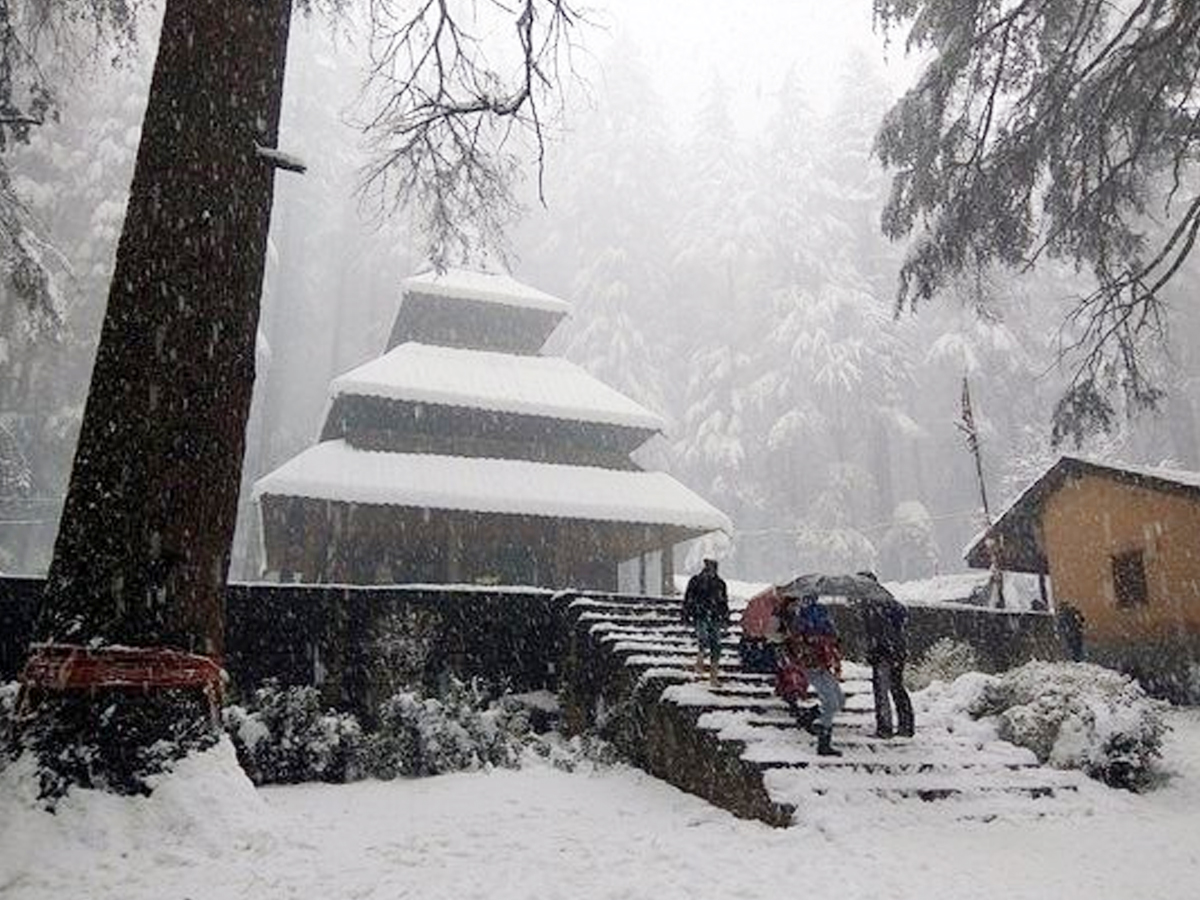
[
  {"left": 739, "top": 637, "right": 778, "bottom": 674},
  {"left": 792, "top": 599, "right": 836, "bottom": 637}
]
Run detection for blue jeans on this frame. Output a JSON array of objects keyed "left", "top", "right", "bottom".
[
  {"left": 804, "top": 668, "right": 844, "bottom": 731},
  {"left": 694, "top": 617, "right": 723, "bottom": 664}
]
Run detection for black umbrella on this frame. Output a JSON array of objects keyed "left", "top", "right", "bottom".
[{"left": 777, "top": 572, "right": 896, "bottom": 604}]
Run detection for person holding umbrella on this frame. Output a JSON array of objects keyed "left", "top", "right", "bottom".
[
  {"left": 857, "top": 571, "right": 915, "bottom": 739},
  {"left": 785, "top": 592, "right": 845, "bottom": 757}
]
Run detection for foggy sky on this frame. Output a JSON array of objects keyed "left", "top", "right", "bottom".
[{"left": 589, "top": 0, "right": 919, "bottom": 125}]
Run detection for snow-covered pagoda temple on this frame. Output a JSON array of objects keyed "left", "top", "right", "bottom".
[{"left": 253, "top": 269, "right": 730, "bottom": 593}]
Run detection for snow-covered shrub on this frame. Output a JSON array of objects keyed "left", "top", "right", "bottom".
[
  {"left": 907, "top": 638, "right": 979, "bottom": 690},
  {"left": 524, "top": 731, "right": 620, "bottom": 772},
  {"left": 1183, "top": 663, "right": 1200, "bottom": 706},
  {"left": 223, "top": 680, "right": 363, "bottom": 785},
  {"left": 967, "top": 661, "right": 1168, "bottom": 790},
  {"left": 368, "top": 606, "right": 442, "bottom": 701},
  {"left": 0, "top": 681, "right": 18, "bottom": 768},
  {"left": 364, "top": 676, "right": 532, "bottom": 778}
]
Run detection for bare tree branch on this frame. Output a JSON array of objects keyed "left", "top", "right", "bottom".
[{"left": 356, "top": 0, "right": 584, "bottom": 268}]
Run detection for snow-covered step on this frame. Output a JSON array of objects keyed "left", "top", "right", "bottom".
[
  {"left": 599, "top": 634, "right": 743, "bottom": 653},
  {"left": 740, "top": 742, "right": 1042, "bottom": 771},
  {"left": 586, "top": 617, "right": 742, "bottom": 633},
  {"left": 659, "top": 681, "right": 876, "bottom": 714},
  {"left": 763, "top": 763, "right": 1087, "bottom": 801},
  {"left": 700, "top": 717, "right": 1037, "bottom": 760},
  {"left": 570, "top": 595, "right": 680, "bottom": 608},
  {"left": 592, "top": 634, "right": 752, "bottom": 652},
  {"left": 562, "top": 592, "right": 1105, "bottom": 827},
  {"left": 584, "top": 614, "right": 694, "bottom": 626},
  {"left": 618, "top": 650, "right": 746, "bottom": 670},
  {"left": 733, "top": 730, "right": 1035, "bottom": 763},
  {"left": 576, "top": 610, "right": 683, "bottom": 625}
]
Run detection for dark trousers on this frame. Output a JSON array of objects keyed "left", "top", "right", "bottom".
[{"left": 871, "top": 657, "right": 914, "bottom": 736}]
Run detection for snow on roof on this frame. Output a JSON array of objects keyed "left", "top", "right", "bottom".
[
  {"left": 402, "top": 268, "right": 571, "bottom": 315},
  {"left": 1079, "top": 455, "right": 1200, "bottom": 491},
  {"left": 331, "top": 343, "right": 664, "bottom": 432},
  {"left": 994, "top": 454, "right": 1200, "bottom": 524},
  {"left": 964, "top": 454, "right": 1200, "bottom": 569},
  {"left": 253, "top": 440, "right": 732, "bottom": 533},
  {"left": 884, "top": 572, "right": 992, "bottom": 605}
]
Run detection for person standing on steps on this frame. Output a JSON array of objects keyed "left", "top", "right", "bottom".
[
  {"left": 856, "top": 572, "right": 915, "bottom": 740},
  {"left": 787, "top": 593, "right": 844, "bottom": 757},
  {"left": 681, "top": 558, "right": 729, "bottom": 688}
]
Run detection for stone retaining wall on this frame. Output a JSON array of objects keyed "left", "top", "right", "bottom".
[
  {"left": 1, "top": 577, "right": 1068, "bottom": 722},
  {"left": 821, "top": 598, "right": 1065, "bottom": 671},
  {"left": 1, "top": 577, "right": 571, "bottom": 725}
]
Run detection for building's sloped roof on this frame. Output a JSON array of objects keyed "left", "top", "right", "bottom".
[
  {"left": 402, "top": 268, "right": 571, "bottom": 314},
  {"left": 884, "top": 572, "right": 993, "bottom": 606},
  {"left": 964, "top": 455, "right": 1200, "bottom": 573},
  {"left": 253, "top": 440, "right": 732, "bottom": 533},
  {"left": 331, "top": 342, "right": 664, "bottom": 432},
  {"left": 1089, "top": 458, "right": 1200, "bottom": 492}
]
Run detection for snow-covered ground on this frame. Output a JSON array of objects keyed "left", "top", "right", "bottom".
[{"left": 3, "top": 706, "right": 1200, "bottom": 900}]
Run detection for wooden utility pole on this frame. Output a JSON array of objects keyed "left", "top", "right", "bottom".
[
  {"left": 958, "top": 376, "right": 992, "bottom": 519},
  {"left": 957, "top": 376, "right": 1004, "bottom": 608}
]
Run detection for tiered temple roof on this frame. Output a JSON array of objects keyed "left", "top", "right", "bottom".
[{"left": 253, "top": 268, "right": 728, "bottom": 591}]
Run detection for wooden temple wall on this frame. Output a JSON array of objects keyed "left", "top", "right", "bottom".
[{"left": 258, "top": 496, "right": 681, "bottom": 594}]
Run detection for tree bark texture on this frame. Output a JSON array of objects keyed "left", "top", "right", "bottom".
[{"left": 39, "top": 0, "right": 294, "bottom": 657}]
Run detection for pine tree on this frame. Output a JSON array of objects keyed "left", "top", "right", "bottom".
[
  {"left": 873, "top": 0, "right": 1200, "bottom": 438},
  {"left": 1, "top": 38, "right": 152, "bottom": 574},
  {"left": 535, "top": 37, "right": 677, "bottom": 417}
]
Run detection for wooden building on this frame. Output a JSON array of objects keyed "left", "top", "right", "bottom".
[
  {"left": 254, "top": 269, "right": 730, "bottom": 593},
  {"left": 965, "top": 455, "right": 1200, "bottom": 692}
]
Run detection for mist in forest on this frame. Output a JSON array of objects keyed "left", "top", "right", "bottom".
[{"left": 3, "top": 3, "right": 1198, "bottom": 588}]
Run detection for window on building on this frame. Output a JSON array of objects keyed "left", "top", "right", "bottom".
[{"left": 1112, "top": 550, "right": 1148, "bottom": 608}]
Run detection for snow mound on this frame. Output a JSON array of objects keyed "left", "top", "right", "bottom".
[
  {"left": 924, "top": 661, "right": 1169, "bottom": 789},
  {"left": 0, "top": 739, "right": 278, "bottom": 896}
]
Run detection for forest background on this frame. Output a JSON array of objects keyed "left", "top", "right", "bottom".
[{"left": 2, "top": 2, "right": 1198, "bottom": 588}]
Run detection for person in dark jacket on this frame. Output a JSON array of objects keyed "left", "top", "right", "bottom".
[
  {"left": 681, "top": 558, "right": 729, "bottom": 687},
  {"left": 1056, "top": 603, "right": 1086, "bottom": 661},
  {"left": 857, "top": 573, "right": 915, "bottom": 739}
]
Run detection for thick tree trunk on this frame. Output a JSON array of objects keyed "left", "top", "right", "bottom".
[{"left": 26, "top": 0, "right": 294, "bottom": 795}]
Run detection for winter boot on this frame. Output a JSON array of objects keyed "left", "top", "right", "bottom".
[
  {"left": 792, "top": 705, "right": 820, "bottom": 731},
  {"left": 816, "top": 726, "right": 842, "bottom": 757}
]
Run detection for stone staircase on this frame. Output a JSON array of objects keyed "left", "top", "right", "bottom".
[{"left": 560, "top": 593, "right": 1098, "bottom": 827}]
